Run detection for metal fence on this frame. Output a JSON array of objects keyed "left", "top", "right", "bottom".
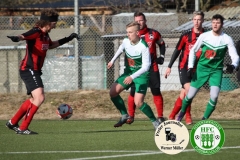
[{"left": 0, "top": 13, "right": 239, "bottom": 94}]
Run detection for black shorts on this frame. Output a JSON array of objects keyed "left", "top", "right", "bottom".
[
  {"left": 20, "top": 69, "right": 44, "bottom": 95},
  {"left": 179, "top": 68, "right": 191, "bottom": 88}
]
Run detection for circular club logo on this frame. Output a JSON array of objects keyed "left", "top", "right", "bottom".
[
  {"left": 190, "top": 120, "right": 225, "bottom": 155},
  {"left": 155, "top": 120, "right": 189, "bottom": 155}
]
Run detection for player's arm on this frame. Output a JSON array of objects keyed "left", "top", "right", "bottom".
[
  {"left": 7, "top": 28, "right": 39, "bottom": 42},
  {"left": 225, "top": 36, "right": 239, "bottom": 73},
  {"left": 155, "top": 33, "right": 166, "bottom": 65},
  {"left": 49, "top": 33, "right": 80, "bottom": 49},
  {"left": 130, "top": 47, "right": 151, "bottom": 79},
  {"left": 167, "top": 34, "right": 186, "bottom": 68},
  {"left": 188, "top": 34, "right": 204, "bottom": 68},
  {"left": 107, "top": 39, "right": 125, "bottom": 69},
  {"left": 164, "top": 34, "right": 185, "bottom": 78},
  {"left": 227, "top": 36, "right": 239, "bottom": 68},
  {"left": 7, "top": 35, "right": 24, "bottom": 42}
]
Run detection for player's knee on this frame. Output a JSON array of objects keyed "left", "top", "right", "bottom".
[
  {"left": 150, "top": 88, "right": 161, "bottom": 95},
  {"left": 109, "top": 90, "right": 118, "bottom": 98},
  {"left": 135, "top": 101, "right": 143, "bottom": 108},
  {"left": 32, "top": 94, "right": 45, "bottom": 106},
  {"left": 134, "top": 98, "right": 143, "bottom": 108}
]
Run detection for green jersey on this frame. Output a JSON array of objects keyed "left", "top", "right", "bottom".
[
  {"left": 110, "top": 38, "right": 151, "bottom": 79},
  {"left": 188, "top": 30, "right": 239, "bottom": 69}
]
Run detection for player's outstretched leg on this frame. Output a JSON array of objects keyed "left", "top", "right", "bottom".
[{"left": 169, "top": 97, "right": 182, "bottom": 120}]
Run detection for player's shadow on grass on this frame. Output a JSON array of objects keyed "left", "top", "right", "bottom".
[
  {"left": 43, "top": 129, "right": 155, "bottom": 134},
  {"left": 81, "top": 129, "right": 154, "bottom": 133}
]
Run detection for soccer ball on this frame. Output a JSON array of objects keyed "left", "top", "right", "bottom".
[{"left": 56, "top": 104, "right": 73, "bottom": 120}]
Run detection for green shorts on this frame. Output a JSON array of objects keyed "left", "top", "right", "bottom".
[
  {"left": 191, "top": 65, "right": 223, "bottom": 89},
  {"left": 116, "top": 72, "right": 149, "bottom": 95}
]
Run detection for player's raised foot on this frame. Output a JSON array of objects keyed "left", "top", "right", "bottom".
[
  {"left": 158, "top": 117, "right": 166, "bottom": 124},
  {"left": 114, "top": 114, "right": 128, "bottom": 127},
  {"left": 185, "top": 116, "right": 193, "bottom": 125},
  {"left": 16, "top": 129, "right": 38, "bottom": 135},
  {"left": 152, "top": 120, "right": 160, "bottom": 130},
  {"left": 6, "top": 120, "right": 19, "bottom": 132},
  {"left": 176, "top": 111, "right": 185, "bottom": 122},
  {"left": 126, "top": 116, "right": 134, "bottom": 124}
]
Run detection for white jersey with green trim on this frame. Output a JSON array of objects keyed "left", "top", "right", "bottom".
[
  {"left": 188, "top": 30, "right": 239, "bottom": 69},
  {"left": 110, "top": 38, "right": 151, "bottom": 79}
]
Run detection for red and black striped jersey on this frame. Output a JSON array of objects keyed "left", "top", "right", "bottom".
[
  {"left": 176, "top": 28, "right": 204, "bottom": 69},
  {"left": 139, "top": 27, "right": 165, "bottom": 72},
  {"left": 20, "top": 27, "right": 53, "bottom": 71}
]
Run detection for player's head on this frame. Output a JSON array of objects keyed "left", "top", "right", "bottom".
[
  {"left": 211, "top": 14, "right": 224, "bottom": 33},
  {"left": 192, "top": 11, "right": 204, "bottom": 30},
  {"left": 133, "top": 11, "right": 146, "bottom": 30},
  {"left": 126, "top": 21, "right": 140, "bottom": 43},
  {"left": 35, "top": 8, "right": 59, "bottom": 32}
]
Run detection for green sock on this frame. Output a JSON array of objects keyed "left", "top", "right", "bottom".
[
  {"left": 139, "top": 103, "right": 156, "bottom": 122},
  {"left": 181, "top": 96, "right": 192, "bottom": 112},
  {"left": 203, "top": 99, "right": 216, "bottom": 119},
  {"left": 111, "top": 95, "right": 128, "bottom": 115}
]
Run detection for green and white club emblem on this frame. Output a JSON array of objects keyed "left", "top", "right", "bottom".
[{"left": 190, "top": 120, "right": 225, "bottom": 155}]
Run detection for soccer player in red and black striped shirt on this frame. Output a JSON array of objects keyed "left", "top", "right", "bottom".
[
  {"left": 119, "top": 12, "right": 166, "bottom": 127},
  {"left": 164, "top": 11, "right": 205, "bottom": 125},
  {"left": 6, "top": 8, "right": 80, "bottom": 135}
]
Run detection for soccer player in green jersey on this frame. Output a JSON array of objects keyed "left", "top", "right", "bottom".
[
  {"left": 177, "top": 14, "right": 239, "bottom": 121},
  {"left": 107, "top": 21, "right": 160, "bottom": 130}
]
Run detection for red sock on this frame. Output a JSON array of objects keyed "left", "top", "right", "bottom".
[
  {"left": 185, "top": 105, "right": 191, "bottom": 117},
  {"left": 127, "top": 95, "right": 136, "bottom": 117},
  {"left": 19, "top": 103, "right": 39, "bottom": 130},
  {"left": 153, "top": 94, "right": 164, "bottom": 117},
  {"left": 169, "top": 97, "right": 182, "bottom": 118},
  {"left": 11, "top": 99, "right": 31, "bottom": 125}
]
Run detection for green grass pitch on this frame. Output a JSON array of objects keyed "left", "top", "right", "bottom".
[{"left": 0, "top": 120, "right": 239, "bottom": 160}]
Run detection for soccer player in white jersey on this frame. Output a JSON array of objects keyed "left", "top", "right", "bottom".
[
  {"left": 177, "top": 14, "right": 239, "bottom": 121},
  {"left": 107, "top": 21, "right": 160, "bottom": 130}
]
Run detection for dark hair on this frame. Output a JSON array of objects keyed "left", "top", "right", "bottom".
[
  {"left": 35, "top": 8, "right": 59, "bottom": 27},
  {"left": 212, "top": 14, "right": 224, "bottom": 24},
  {"left": 134, "top": 11, "right": 146, "bottom": 20}
]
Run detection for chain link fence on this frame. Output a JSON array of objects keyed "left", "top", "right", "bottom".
[{"left": 0, "top": 13, "right": 239, "bottom": 94}]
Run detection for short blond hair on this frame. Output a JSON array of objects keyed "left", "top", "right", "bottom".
[
  {"left": 126, "top": 21, "right": 140, "bottom": 30},
  {"left": 193, "top": 11, "right": 204, "bottom": 19}
]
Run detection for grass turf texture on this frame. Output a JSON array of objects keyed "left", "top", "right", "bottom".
[{"left": 0, "top": 120, "right": 240, "bottom": 160}]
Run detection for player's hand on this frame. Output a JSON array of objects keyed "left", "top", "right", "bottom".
[
  {"left": 164, "top": 67, "right": 171, "bottom": 79},
  {"left": 123, "top": 76, "right": 133, "bottom": 85},
  {"left": 226, "top": 64, "right": 235, "bottom": 73},
  {"left": 67, "top": 33, "right": 80, "bottom": 41},
  {"left": 156, "top": 56, "right": 164, "bottom": 65},
  {"left": 107, "top": 62, "right": 113, "bottom": 69},
  {"left": 7, "top": 36, "right": 20, "bottom": 42},
  {"left": 187, "top": 68, "right": 194, "bottom": 79}
]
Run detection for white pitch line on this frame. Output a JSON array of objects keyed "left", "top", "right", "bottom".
[
  {"left": 0, "top": 150, "right": 154, "bottom": 154},
  {"left": 62, "top": 146, "right": 240, "bottom": 160},
  {"left": 62, "top": 151, "right": 162, "bottom": 160},
  {"left": 1, "top": 146, "right": 240, "bottom": 160}
]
